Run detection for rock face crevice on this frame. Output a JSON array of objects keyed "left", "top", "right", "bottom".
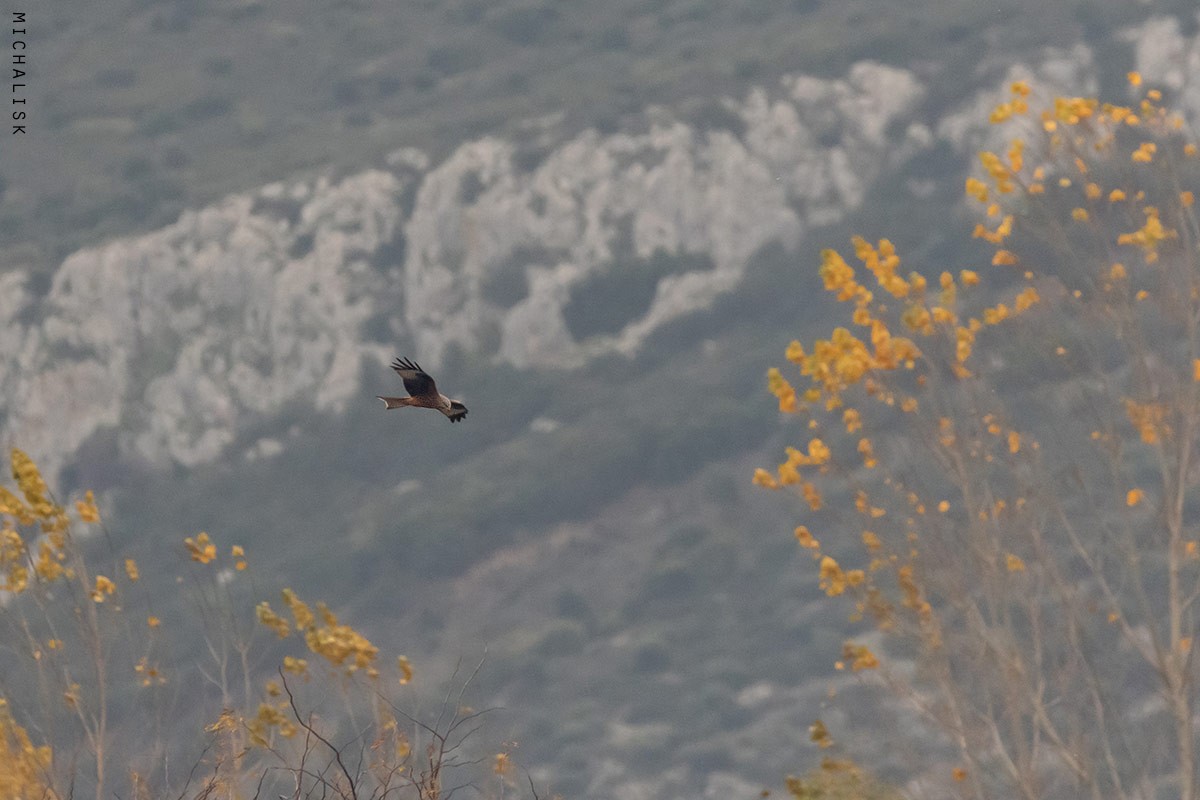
[{"left": 8, "top": 18, "right": 1192, "bottom": 480}]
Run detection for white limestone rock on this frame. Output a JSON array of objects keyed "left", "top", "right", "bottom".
[
  {"left": 403, "top": 62, "right": 928, "bottom": 370},
  {"left": 2, "top": 170, "right": 405, "bottom": 476},
  {"left": 1124, "top": 15, "right": 1200, "bottom": 123},
  {"left": 7, "top": 53, "right": 1069, "bottom": 480}
]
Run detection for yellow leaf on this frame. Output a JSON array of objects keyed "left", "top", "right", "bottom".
[
  {"left": 283, "top": 656, "right": 309, "bottom": 676},
  {"left": 184, "top": 532, "right": 217, "bottom": 564},
  {"left": 76, "top": 490, "right": 101, "bottom": 523},
  {"left": 841, "top": 641, "right": 879, "bottom": 671},
  {"left": 90, "top": 575, "right": 116, "bottom": 603},
  {"left": 861, "top": 531, "right": 881, "bottom": 552},
  {"left": 752, "top": 468, "right": 779, "bottom": 489},
  {"left": 819, "top": 556, "right": 846, "bottom": 596},
  {"left": 794, "top": 526, "right": 820, "bottom": 549},
  {"left": 398, "top": 655, "right": 414, "bottom": 685},
  {"left": 809, "top": 719, "right": 833, "bottom": 748}
]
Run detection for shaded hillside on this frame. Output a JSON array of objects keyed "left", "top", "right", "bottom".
[{"left": 0, "top": 0, "right": 1183, "bottom": 270}]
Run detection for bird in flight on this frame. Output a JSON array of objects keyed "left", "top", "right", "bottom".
[{"left": 378, "top": 357, "right": 469, "bottom": 423}]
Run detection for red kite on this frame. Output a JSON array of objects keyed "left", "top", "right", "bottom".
[{"left": 378, "top": 357, "right": 468, "bottom": 423}]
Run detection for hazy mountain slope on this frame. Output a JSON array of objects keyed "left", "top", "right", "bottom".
[
  {"left": 1, "top": 0, "right": 1175, "bottom": 270},
  {"left": 3, "top": 11, "right": 1200, "bottom": 800}
]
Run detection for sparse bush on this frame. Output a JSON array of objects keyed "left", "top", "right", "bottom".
[
  {"left": 0, "top": 449, "right": 534, "bottom": 799},
  {"left": 489, "top": 6, "right": 560, "bottom": 46},
  {"left": 638, "top": 564, "right": 695, "bottom": 604},
  {"left": 533, "top": 619, "right": 586, "bottom": 658},
  {"left": 597, "top": 25, "right": 629, "bottom": 51},
  {"left": 554, "top": 588, "right": 594, "bottom": 626},
  {"left": 631, "top": 642, "right": 672, "bottom": 673},
  {"left": 424, "top": 43, "right": 482, "bottom": 78},
  {"left": 786, "top": 757, "right": 901, "bottom": 800}
]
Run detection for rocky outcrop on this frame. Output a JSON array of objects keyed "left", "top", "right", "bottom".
[
  {"left": 402, "top": 61, "right": 929, "bottom": 369},
  {"left": 3, "top": 171, "right": 406, "bottom": 476},
  {"left": 1126, "top": 14, "right": 1200, "bottom": 123},
  {"left": 0, "top": 59, "right": 936, "bottom": 480}
]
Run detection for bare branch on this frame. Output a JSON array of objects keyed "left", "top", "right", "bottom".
[{"left": 279, "top": 670, "right": 358, "bottom": 800}]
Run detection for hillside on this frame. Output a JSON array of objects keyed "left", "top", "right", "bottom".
[
  {"left": 2, "top": 4, "right": 1200, "bottom": 798},
  {"left": 1, "top": 0, "right": 1184, "bottom": 269}
]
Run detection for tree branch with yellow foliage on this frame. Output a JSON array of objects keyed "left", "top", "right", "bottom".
[{"left": 760, "top": 75, "right": 1200, "bottom": 800}]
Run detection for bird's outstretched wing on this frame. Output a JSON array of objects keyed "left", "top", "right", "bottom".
[{"left": 391, "top": 357, "right": 438, "bottom": 399}]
